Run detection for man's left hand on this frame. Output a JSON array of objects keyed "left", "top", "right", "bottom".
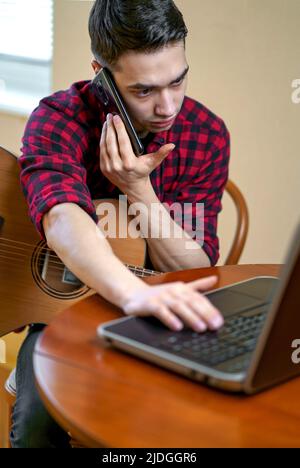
[{"left": 99, "top": 113, "right": 175, "bottom": 197}]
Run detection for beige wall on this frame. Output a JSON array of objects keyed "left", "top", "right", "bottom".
[
  {"left": 0, "top": 4, "right": 299, "bottom": 434},
  {"left": 176, "top": 0, "right": 300, "bottom": 265}
]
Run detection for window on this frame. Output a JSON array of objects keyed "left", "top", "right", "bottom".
[{"left": 0, "top": 0, "right": 53, "bottom": 115}]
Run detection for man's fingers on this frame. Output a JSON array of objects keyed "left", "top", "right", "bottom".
[
  {"left": 152, "top": 304, "right": 184, "bottom": 331},
  {"left": 140, "top": 143, "right": 175, "bottom": 171},
  {"left": 99, "top": 120, "right": 107, "bottom": 150},
  {"left": 188, "top": 291, "right": 224, "bottom": 329},
  {"left": 188, "top": 277, "right": 224, "bottom": 329},
  {"left": 99, "top": 121, "right": 111, "bottom": 173},
  {"left": 158, "top": 143, "right": 176, "bottom": 156},
  {"left": 125, "top": 299, "right": 184, "bottom": 332},
  {"left": 112, "top": 114, "right": 136, "bottom": 166},
  {"left": 169, "top": 301, "right": 208, "bottom": 332},
  {"left": 167, "top": 287, "right": 223, "bottom": 331},
  {"left": 189, "top": 275, "right": 218, "bottom": 291},
  {"left": 154, "top": 143, "right": 175, "bottom": 166},
  {"left": 105, "top": 114, "right": 118, "bottom": 158},
  {"left": 121, "top": 276, "right": 223, "bottom": 333}
]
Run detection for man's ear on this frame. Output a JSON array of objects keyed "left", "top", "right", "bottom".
[{"left": 91, "top": 59, "right": 103, "bottom": 75}]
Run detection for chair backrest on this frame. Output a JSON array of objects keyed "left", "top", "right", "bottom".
[{"left": 223, "top": 179, "right": 249, "bottom": 265}]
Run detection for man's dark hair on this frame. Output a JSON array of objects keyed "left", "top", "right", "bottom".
[{"left": 88, "top": 0, "right": 188, "bottom": 68}]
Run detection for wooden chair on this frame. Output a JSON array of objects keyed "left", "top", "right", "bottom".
[{"left": 224, "top": 179, "right": 249, "bottom": 265}]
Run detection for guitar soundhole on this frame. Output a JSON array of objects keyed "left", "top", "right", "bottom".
[{"left": 31, "top": 241, "right": 90, "bottom": 299}]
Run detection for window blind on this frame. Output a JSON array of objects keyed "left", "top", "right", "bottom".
[
  {"left": 0, "top": 0, "right": 53, "bottom": 114},
  {"left": 0, "top": 0, "right": 53, "bottom": 62}
]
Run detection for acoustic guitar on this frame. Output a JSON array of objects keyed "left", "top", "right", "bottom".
[{"left": 0, "top": 147, "right": 160, "bottom": 337}]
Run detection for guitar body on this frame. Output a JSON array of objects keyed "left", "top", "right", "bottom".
[{"left": 0, "top": 147, "right": 148, "bottom": 337}]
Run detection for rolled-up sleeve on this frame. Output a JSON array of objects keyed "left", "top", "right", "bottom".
[{"left": 18, "top": 103, "right": 98, "bottom": 239}]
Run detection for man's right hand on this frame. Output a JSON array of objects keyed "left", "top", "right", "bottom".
[
  {"left": 44, "top": 204, "right": 223, "bottom": 334},
  {"left": 121, "top": 275, "right": 224, "bottom": 333}
]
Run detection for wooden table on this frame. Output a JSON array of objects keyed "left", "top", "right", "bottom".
[{"left": 33, "top": 264, "right": 300, "bottom": 448}]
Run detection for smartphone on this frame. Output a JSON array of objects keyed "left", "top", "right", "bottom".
[{"left": 92, "top": 67, "right": 144, "bottom": 156}]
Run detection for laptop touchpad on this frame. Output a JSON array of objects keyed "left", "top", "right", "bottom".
[{"left": 205, "top": 277, "right": 278, "bottom": 317}]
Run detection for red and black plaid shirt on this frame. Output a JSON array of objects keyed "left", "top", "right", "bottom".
[{"left": 18, "top": 80, "right": 230, "bottom": 266}]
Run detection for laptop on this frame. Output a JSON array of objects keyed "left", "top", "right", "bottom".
[{"left": 98, "top": 223, "right": 300, "bottom": 394}]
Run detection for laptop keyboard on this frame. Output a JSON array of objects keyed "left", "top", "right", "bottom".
[{"left": 155, "top": 306, "right": 268, "bottom": 369}]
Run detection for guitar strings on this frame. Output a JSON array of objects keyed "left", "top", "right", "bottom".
[
  {"left": 0, "top": 252, "right": 158, "bottom": 278},
  {"left": 0, "top": 250, "right": 69, "bottom": 273},
  {"left": 0, "top": 239, "right": 160, "bottom": 277},
  {"left": 0, "top": 236, "right": 159, "bottom": 274},
  {"left": 0, "top": 250, "right": 159, "bottom": 276},
  {"left": 0, "top": 243, "right": 159, "bottom": 276}
]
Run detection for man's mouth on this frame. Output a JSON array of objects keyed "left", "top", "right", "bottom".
[{"left": 149, "top": 116, "right": 176, "bottom": 127}]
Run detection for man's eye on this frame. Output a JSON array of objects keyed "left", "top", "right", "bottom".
[
  {"left": 137, "top": 89, "right": 152, "bottom": 97},
  {"left": 135, "top": 78, "right": 184, "bottom": 97},
  {"left": 173, "top": 78, "right": 184, "bottom": 86}
]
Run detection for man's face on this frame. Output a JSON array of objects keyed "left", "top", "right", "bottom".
[{"left": 92, "top": 41, "right": 188, "bottom": 137}]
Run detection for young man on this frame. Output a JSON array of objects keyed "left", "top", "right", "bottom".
[{"left": 11, "top": 0, "right": 230, "bottom": 447}]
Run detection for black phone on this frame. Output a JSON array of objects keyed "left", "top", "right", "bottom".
[{"left": 92, "top": 67, "right": 144, "bottom": 156}]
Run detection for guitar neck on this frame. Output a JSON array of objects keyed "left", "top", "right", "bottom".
[{"left": 125, "top": 264, "right": 161, "bottom": 278}]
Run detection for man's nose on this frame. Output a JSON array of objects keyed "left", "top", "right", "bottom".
[{"left": 155, "top": 90, "right": 176, "bottom": 117}]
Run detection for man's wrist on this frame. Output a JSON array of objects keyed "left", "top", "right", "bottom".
[
  {"left": 125, "top": 177, "right": 154, "bottom": 204},
  {"left": 115, "top": 278, "right": 150, "bottom": 310}
]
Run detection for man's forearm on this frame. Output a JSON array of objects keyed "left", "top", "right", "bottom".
[
  {"left": 43, "top": 203, "right": 147, "bottom": 308},
  {"left": 126, "top": 181, "right": 211, "bottom": 272},
  {"left": 41, "top": 202, "right": 224, "bottom": 335}
]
